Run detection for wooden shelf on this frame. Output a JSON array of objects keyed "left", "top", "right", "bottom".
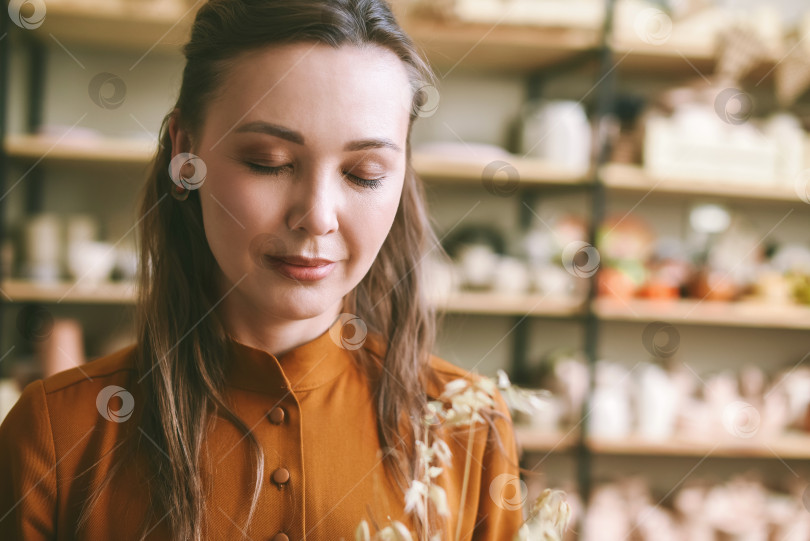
[
  {"left": 610, "top": 34, "right": 783, "bottom": 80},
  {"left": 22, "top": 1, "right": 197, "bottom": 51},
  {"left": 587, "top": 432, "right": 810, "bottom": 460},
  {"left": 2, "top": 279, "right": 136, "bottom": 304},
  {"left": 432, "top": 291, "right": 585, "bottom": 317},
  {"left": 594, "top": 297, "right": 810, "bottom": 330},
  {"left": 414, "top": 153, "right": 590, "bottom": 187},
  {"left": 601, "top": 163, "right": 804, "bottom": 203},
  {"left": 401, "top": 16, "right": 600, "bottom": 74},
  {"left": 515, "top": 426, "right": 579, "bottom": 453},
  {"left": 4, "top": 134, "right": 156, "bottom": 165},
  {"left": 516, "top": 427, "right": 810, "bottom": 459}
]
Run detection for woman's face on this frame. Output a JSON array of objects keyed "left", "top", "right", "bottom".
[{"left": 172, "top": 42, "right": 412, "bottom": 323}]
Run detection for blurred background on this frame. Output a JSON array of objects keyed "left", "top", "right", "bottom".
[{"left": 2, "top": 0, "right": 810, "bottom": 539}]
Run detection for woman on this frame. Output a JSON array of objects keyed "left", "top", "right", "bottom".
[{"left": 0, "top": 0, "right": 524, "bottom": 539}]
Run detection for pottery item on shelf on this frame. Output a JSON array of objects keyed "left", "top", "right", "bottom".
[
  {"left": 581, "top": 484, "right": 631, "bottom": 541},
  {"left": 590, "top": 361, "right": 632, "bottom": 439},
  {"left": 689, "top": 267, "right": 739, "bottom": 301},
  {"left": 763, "top": 112, "right": 805, "bottom": 181},
  {"left": 597, "top": 266, "right": 640, "bottom": 299},
  {"left": 423, "top": 252, "right": 458, "bottom": 303},
  {"left": 37, "top": 318, "right": 86, "bottom": 378},
  {"left": 760, "top": 386, "right": 789, "bottom": 440},
  {"left": 530, "top": 262, "right": 575, "bottom": 298},
  {"left": 704, "top": 478, "right": 769, "bottom": 538},
  {"left": 520, "top": 99, "right": 592, "bottom": 174},
  {"left": 554, "top": 214, "right": 589, "bottom": 248},
  {"left": 696, "top": 214, "right": 763, "bottom": 297},
  {"left": 491, "top": 256, "right": 530, "bottom": 295},
  {"left": 739, "top": 365, "right": 766, "bottom": 400},
  {"left": 634, "top": 363, "right": 678, "bottom": 440},
  {"left": 771, "top": 243, "right": 810, "bottom": 275},
  {"left": 444, "top": 225, "right": 506, "bottom": 291},
  {"left": 23, "top": 213, "right": 62, "bottom": 283},
  {"left": 523, "top": 223, "right": 556, "bottom": 266},
  {"left": 598, "top": 214, "right": 656, "bottom": 262},
  {"left": 596, "top": 214, "right": 655, "bottom": 299},
  {"left": 67, "top": 241, "right": 117, "bottom": 285},
  {"left": 677, "top": 398, "right": 715, "bottom": 440},
  {"left": 554, "top": 357, "right": 589, "bottom": 427},
  {"left": 640, "top": 237, "right": 692, "bottom": 300},
  {"left": 705, "top": 371, "right": 747, "bottom": 437},
  {"left": 456, "top": 243, "right": 498, "bottom": 290},
  {"left": 524, "top": 213, "right": 590, "bottom": 300},
  {"left": 774, "top": 366, "right": 810, "bottom": 430},
  {"left": 751, "top": 269, "right": 793, "bottom": 305}
]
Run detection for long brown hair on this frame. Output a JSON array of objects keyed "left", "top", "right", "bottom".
[{"left": 76, "top": 0, "right": 463, "bottom": 539}]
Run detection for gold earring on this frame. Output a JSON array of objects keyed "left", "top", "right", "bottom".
[{"left": 170, "top": 180, "right": 190, "bottom": 201}]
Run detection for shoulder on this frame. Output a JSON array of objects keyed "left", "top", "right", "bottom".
[
  {"left": 41, "top": 343, "right": 141, "bottom": 424},
  {"left": 0, "top": 343, "right": 141, "bottom": 532},
  {"left": 0, "top": 343, "right": 140, "bottom": 448},
  {"left": 43, "top": 342, "right": 139, "bottom": 392}
]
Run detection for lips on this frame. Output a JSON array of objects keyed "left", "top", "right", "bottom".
[
  {"left": 269, "top": 255, "right": 335, "bottom": 267},
  {"left": 262, "top": 254, "right": 337, "bottom": 282}
]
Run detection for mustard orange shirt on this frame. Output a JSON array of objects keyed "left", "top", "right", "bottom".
[{"left": 0, "top": 317, "right": 524, "bottom": 540}]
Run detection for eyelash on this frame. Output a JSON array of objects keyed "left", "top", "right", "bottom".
[{"left": 245, "top": 162, "right": 384, "bottom": 190}]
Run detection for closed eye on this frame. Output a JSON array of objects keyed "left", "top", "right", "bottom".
[
  {"left": 344, "top": 172, "right": 383, "bottom": 190},
  {"left": 245, "top": 162, "right": 383, "bottom": 190},
  {"left": 245, "top": 162, "right": 291, "bottom": 175}
]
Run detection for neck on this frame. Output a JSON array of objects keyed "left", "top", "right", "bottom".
[{"left": 215, "top": 269, "right": 344, "bottom": 357}]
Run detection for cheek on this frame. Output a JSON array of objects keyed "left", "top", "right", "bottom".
[
  {"left": 346, "top": 188, "right": 402, "bottom": 265},
  {"left": 198, "top": 164, "right": 270, "bottom": 267}
]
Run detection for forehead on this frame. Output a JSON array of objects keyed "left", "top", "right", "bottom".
[{"left": 206, "top": 42, "right": 413, "bottom": 142}]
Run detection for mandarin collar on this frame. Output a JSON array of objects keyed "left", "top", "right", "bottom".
[{"left": 224, "top": 316, "right": 360, "bottom": 394}]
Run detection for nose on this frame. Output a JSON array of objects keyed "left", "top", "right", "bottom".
[{"left": 285, "top": 165, "right": 340, "bottom": 236}]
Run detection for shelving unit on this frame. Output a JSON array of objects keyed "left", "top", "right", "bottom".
[
  {"left": 2, "top": 1, "right": 810, "bottom": 538},
  {"left": 397, "top": 0, "right": 810, "bottom": 521}
]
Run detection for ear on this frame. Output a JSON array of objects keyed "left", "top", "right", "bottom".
[{"left": 168, "top": 108, "right": 193, "bottom": 157}]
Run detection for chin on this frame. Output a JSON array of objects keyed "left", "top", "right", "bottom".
[{"left": 254, "top": 283, "right": 343, "bottom": 321}]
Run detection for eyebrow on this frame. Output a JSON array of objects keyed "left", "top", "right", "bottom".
[{"left": 234, "top": 120, "right": 402, "bottom": 153}]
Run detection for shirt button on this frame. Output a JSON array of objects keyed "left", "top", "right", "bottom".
[
  {"left": 267, "top": 407, "right": 285, "bottom": 425},
  {"left": 272, "top": 468, "right": 290, "bottom": 486},
  {"left": 272, "top": 533, "right": 289, "bottom": 541}
]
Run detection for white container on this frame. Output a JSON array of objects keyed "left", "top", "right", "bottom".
[
  {"left": 67, "top": 241, "right": 116, "bottom": 285},
  {"left": 492, "top": 256, "right": 530, "bottom": 295},
  {"left": 23, "top": 214, "right": 62, "bottom": 283},
  {"left": 521, "top": 100, "right": 592, "bottom": 173}
]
